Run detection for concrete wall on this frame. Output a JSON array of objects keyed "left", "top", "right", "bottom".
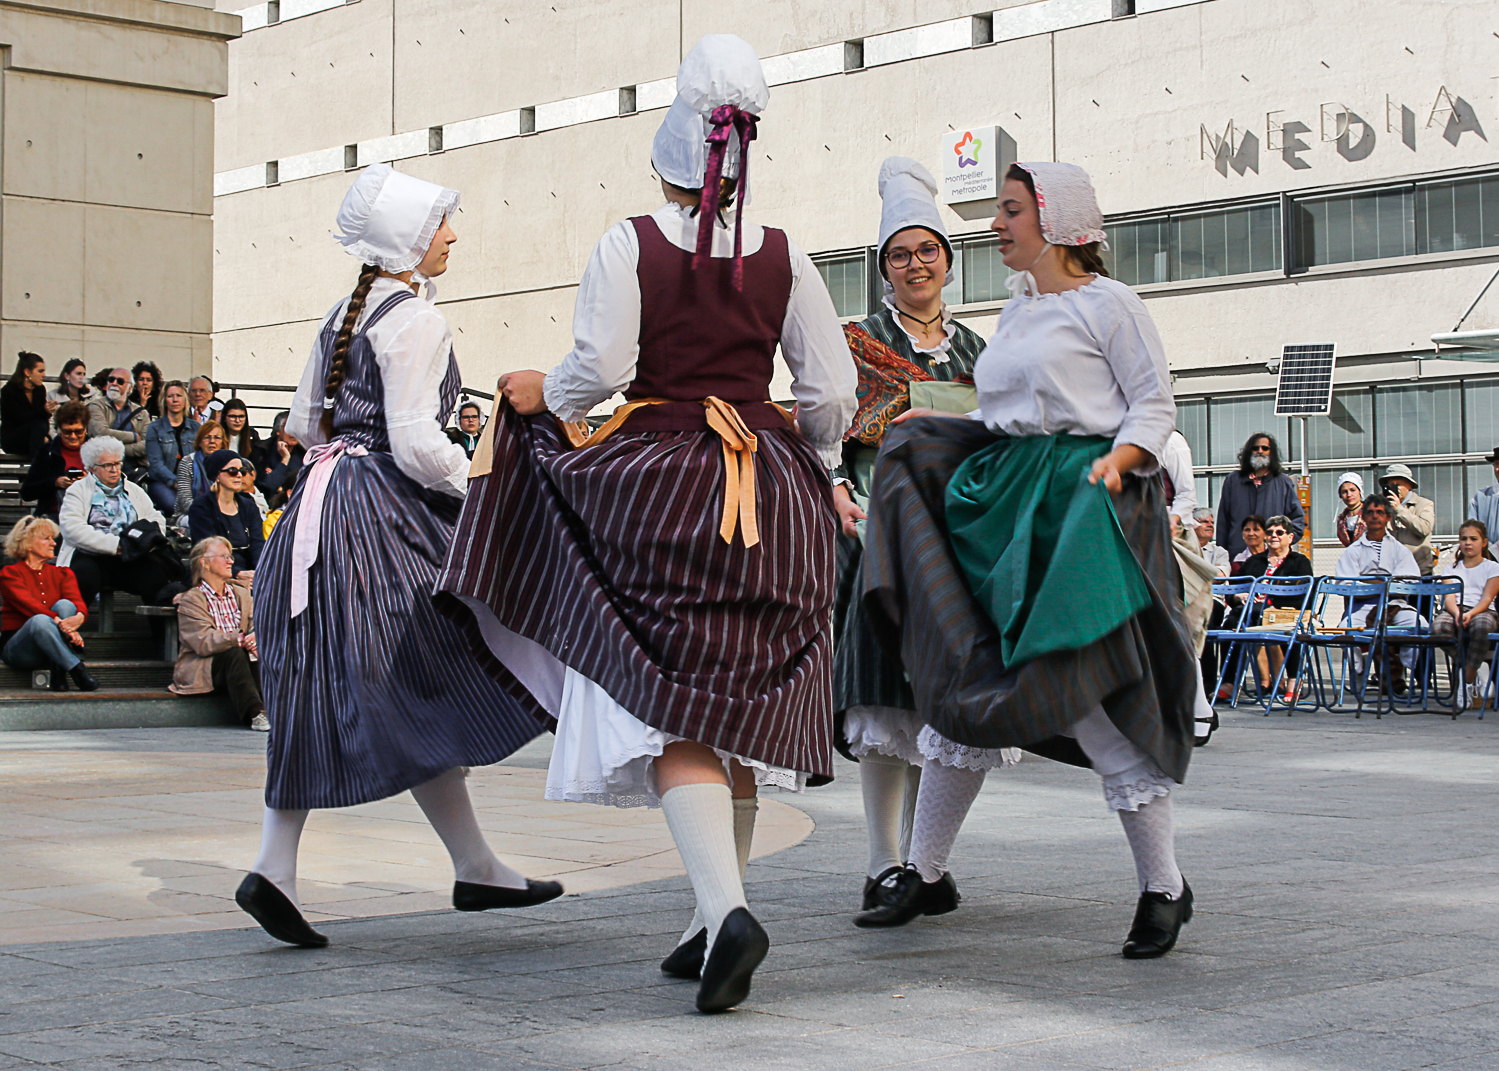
[
  {"left": 1, "top": 0, "right": 238, "bottom": 384},
  {"left": 210, "top": 0, "right": 1499, "bottom": 402}
]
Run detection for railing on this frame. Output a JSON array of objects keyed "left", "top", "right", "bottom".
[{"left": 196, "top": 382, "right": 495, "bottom": 435}]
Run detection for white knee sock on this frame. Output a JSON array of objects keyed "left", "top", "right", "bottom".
[
  {"left": 252, "top": 806, "right": 308, "bottom": 907},
  {"left": 676, "top": 795, "right": 759, "bottom": 946},
  {"left": 662, "top": 783, "right": 747, "bottom": 948},
  {"left": 898, "top": 760, "right": 922, "bottom": 863},
  {"left": 409, "top": 767, "right": 527, "bottom": 890},
  {"left": 1117, "top": 794, "right": 1184, "bottom": 897},
  {"left": 859, "top": 752, "right": 910, "bottom": 878},
  {"left": 907, "top": 761, "right": 987, "bottom": 883}
]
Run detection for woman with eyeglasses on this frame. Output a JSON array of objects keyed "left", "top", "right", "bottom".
[
  {"left": 185, "top": 449, "right": 264, "bottom": 581},
  {"left": 832, "top": 158, "right": 1005, "bottom": 917},
  {"left": 1236, "top": 514, "right": 1313, "bottom": 698},
  {"left": 173, "top": 420, "right": 227, "bottom": 519},
  {"left": 219, "top": 398, "right": 264, "bottom": 463},
  {"left": 21, "top": 401, "right": 91, "bottom": 520},
  {"left": 56, "top": 436, "right": 173, "bottom": 611},
  {"left": 1215, "top": 433, "right": 1303, "bottom": 560}
]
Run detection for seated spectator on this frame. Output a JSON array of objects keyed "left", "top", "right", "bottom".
[
  {"left": 185, "top": 450, "right": 264, "bottom": 580},
  {"left": 58, "top": 436, "right": 174, "bottom": 610},
  {"left": 131, "top": 361, "right": 162, "bottom": 419},
  {"left": 174, "top": 420, "right": 227, "bottom": 518},
  {"left": 1, "top": 351, "right": 57, "bottom": 458},
  {"left": 446, "top": 401, "right": 484, "bottom": 459},
  {"left": 1193, "top": 508, "right": 1230, "bottom": 576},
  {"left": 1433, "top": 519, "right": 1499, "bottom": 711},
  {"left": 1334, "top": 472, "right": 1366, "bottom": 547},
  {"left": 219, "top": 398, "right": 263, "bottom": 463},
  {"left": 170, "top": 536, "right": 266, "bottom": 731},
  {"left": 1379, "top": 464, "right": 1436, "bottom": 575},
  {"left": 85, "top": 367, "right": 149, "bottom": 476},
  {"left": 1334, "top": 497, "right": 1422, "bottom": 695},
  {"left": 0, "top": 517, "right": 98, "bottom": 692},
  {"left": 258, "top": 410, "right": 304, "bottom": 511},
  {"left": 187, "top": 376, "right": 222, "bottom": 426},
  {"left": 46, "top": 358, "right": 93, "bottom": 408},
  {"left": 144, "top": 381, "right": 199, "bottom": 513},
  {"left": 1230, "top": 515, "right": 1267, "bottom": 573},
  {"left": 21, "top": 402, "right": 90, "bottom": 519},
  {"left": 1239, "top": 514, "right": 1314, "bottom": 698}
]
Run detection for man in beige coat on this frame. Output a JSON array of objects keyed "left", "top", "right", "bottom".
[
  {"left": 1380, "top": 463, "right": 1437, "bottom": 575},
  {"left": 170, "top": 536, "right": 265, "bottom": 730}
]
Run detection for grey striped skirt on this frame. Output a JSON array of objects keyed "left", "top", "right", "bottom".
[{"left": 860, "top": 418, "right": 1197, "bottom": 784}]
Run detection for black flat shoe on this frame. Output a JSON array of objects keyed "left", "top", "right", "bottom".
[
  {"left": 453, "top": 878, "right": 564, "bottom": 911},
  {"left": 68, "top": 663, "right": 99, "bottom": 692},
  {"left": 854, "top": 866, "right": 959, "bottom": 928},
  {"left": 48, "top": 663, "right": 68, "bottom": 692},
  {"left": 696, "top": 907, "right": 769, "bottom": 1014},
  {"left": 1193, "top": 712, "right": 1219, "bottom": 748},
  {"left": 1121, "top": 880, "right": 1193, "bottom": 959},
  {"left": 235, "top": 873, "right": 327, "bottom": 948},
  {"left": 862, "top": 865, "right": 905, "bottom": 910},
  {"left": 661, "top": 927, "right": 707, "bottom": 979}
]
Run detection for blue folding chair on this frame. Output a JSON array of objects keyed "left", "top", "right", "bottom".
[
  {"left": 1294, "top": 576, "right": 1389, "bottom": 718},
  {"left": 1384, "top": 577, "right": 1464, "bottom": 715},
  {"left": 1206, "top": 575, "right": 1261, "bottom": 707},
  {"left": 1236, "top": 575, "right": 1319, "bottom": 715}
]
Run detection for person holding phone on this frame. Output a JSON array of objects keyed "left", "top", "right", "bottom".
[
  {"left": 21, "top": 402, "right": 91, "bottom": 520},
  {"left": 1379, "top": 464, "right": 1436, "bottom": 575}
]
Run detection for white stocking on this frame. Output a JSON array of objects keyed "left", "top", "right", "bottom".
[
  {"left": 907, "top": 761, "right": 987, "bottom": 883},
  {"left": 1117, "top": 795, "right": 1184, "bottom": 897},
  {"left": 859, "top": 752, "right": 910, "bottom": 879},
  {"left": 409, "top": 767, "right": 527, "bottom": 890},
  {"left": 661, "top": 783, "right": 747, "bottom": 948},
  {"left": 677, "top": 794, "right": 757, "bottom": 946},
  {"left": 898, "top": 760, "right": 922, "bottom": 863},
  {"left": 252, "top": 806, "right": 308, "bottom": 907}
]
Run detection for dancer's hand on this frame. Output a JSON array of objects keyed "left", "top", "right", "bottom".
[
  {"left": 892, "top": 407, "right": 967, "bottom": 425},
  {"left": 833, "top": 483, "right": 866, "bottom": 537},
  {"left": 499, "top": 370, "right": 548, "bottom": 415},
  {"left": 1089, "top": 445, "right": 1152, "bottom": 494}
]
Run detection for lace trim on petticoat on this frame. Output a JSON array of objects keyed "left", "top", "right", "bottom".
[
  {"left": 916, "top": 725, "right": 1021, "bottom": 772},
  {"left": 1101, "top": 761, "right": 1173, "bottom": 812},
  {"left": 844, "top": 705, "right": 925, "bottom": 765}
]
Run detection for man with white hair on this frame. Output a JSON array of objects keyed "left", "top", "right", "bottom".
[
  {"left": 187, "top": 376, "right": 222, "bottom": 426},
  {"left": 57, "top": 437, "right": 174, "bottom": 609},
  {"left": 85, "top": 367, "right": 149, "bottom": 472}
]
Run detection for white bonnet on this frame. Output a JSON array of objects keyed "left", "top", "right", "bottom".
[
  {"left": 1337, "top": 471, "right": 1364, "bottom": 495},
  {"left": 332, "top": 163, "right": 460, "bottom": 273},
  {"left": 876, "top": 157, "right": 953, "bottom": 288},
  {"left": 1012, "top": 162, "right": 1107, "bottom": 247},
  {"left": 651, "top": 35, "right": 769, "bottom": 189}
]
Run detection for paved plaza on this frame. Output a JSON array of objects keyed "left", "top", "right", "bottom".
[{"left": 2, "top": 710, "right": 1498, "bottom": 1069}]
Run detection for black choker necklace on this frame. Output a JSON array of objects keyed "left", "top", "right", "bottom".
[{"left": 895, "top": 304, "right": 944, "bottom": 328}]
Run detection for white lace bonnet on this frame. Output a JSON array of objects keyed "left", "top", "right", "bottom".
[
  {"left": 332, "top": 163, "right": 460, "bottom": 273},
  {"left": 651, "top": 34, "right": 769, "bottom": 190},
  {"left": 1012, "top": 162, "right": 1107, "bottom": 247}
]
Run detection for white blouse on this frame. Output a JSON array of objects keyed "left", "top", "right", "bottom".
[
  {"left": 288, "top": 276, "right": 469, "bottom": 498},
  {"left": 972, "top": 275, "right": 1176, "bottom": 463},
  {"left": 541, "top": 202, "right": 857, "bottom": 469}
]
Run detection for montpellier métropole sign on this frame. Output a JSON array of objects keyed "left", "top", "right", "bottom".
[{"left": 940, "top": 125, "right": 1018, "bottom": 219}]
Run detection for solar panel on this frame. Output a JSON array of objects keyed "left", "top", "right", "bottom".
[{"left": 1274, "top": 343, "right": 1337, "bottom": 416}]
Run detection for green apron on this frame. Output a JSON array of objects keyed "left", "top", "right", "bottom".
[{"left": 945, "top": 433, "right": 1151, "bottom": 668}]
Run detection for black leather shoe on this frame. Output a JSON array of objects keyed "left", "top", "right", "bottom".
[
  {"left": 452, "top": 878, "right": 563, "bottom": 911},
  {"left": 661, "top": 927, "right": 707, "bottom": 979},
  {"left": 68, "top": 663, "right": 99, "bottom": 692},
  {"left": 48, "top": 663, "right": 68, "bottom": 692},
  {"left": 696, "top": 907, "right": 769, "bottom": 1013},
  {"left": 235, "top": 873, "right": 328, "bottom": 947},
  {"left": 1121, "top": 880, "right": 1193, "bottom": 959},
  {"left": 854, "top": 866, "right": 960, "bottom": 928},
  {"left": 1193, "top": 712, "right": 1219, "bottom": 747},
  {"left": 862, "top": 865, "right": 904, "bottom": 910}
]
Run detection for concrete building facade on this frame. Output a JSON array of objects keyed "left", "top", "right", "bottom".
[
  {"left": 209, "top": 0, "right": 1499, "bottom": 541},
  {"left": 3, "top": 0, "right": 239, "bottom": 384}
]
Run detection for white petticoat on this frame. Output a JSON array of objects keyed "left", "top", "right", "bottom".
[
  {"left": 546, "top": 668, "right": 807, "bottom": 809},
  {"left": 843, "top": 704, "right": 926, "bottom": 765},
  {"left": 916, "top": 724, "right": 1022, "bottom": 772}
]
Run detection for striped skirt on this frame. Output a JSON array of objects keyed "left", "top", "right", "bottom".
[
  {"left": 860, "top": 418, "right": 1197, "bottom": 783},
  {"left": 258, "top": 450, "right": 546, "bottom": 810},
  {"left": 436, "top": 406, "right": 837, "bottom": 782}
]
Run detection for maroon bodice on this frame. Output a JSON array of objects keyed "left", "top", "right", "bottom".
[{"left": 627, "top": 215, "right": 792, "bottom": 408}]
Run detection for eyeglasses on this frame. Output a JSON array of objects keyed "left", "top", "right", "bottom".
[
  {"left": 94, "top": 461, "right": 122, "bottom": 471},
  {"left": 1251, "top": 444, "right": 1272, "bottom": 453},
  {"left": 884, "top": 243, "right": 944, "bottom": 269},
  {"left": 220, "top": 466, "right": 248, "bottom": 476},
  {"left": 1267, "top": 529, "right": 1289, "bottom": 538},
  {"left": 107, "top": 376, "right": 127, "bottom": 385}
]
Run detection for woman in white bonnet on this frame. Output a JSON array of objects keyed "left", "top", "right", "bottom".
[
  {"left": 236, "top": 163, "right": 556, "bottom": 949},
  {"left": 858, "top": 162, "right": 1205, "bottom": 957}
]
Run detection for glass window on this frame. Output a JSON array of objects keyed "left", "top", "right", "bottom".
[
  {"left": 1177, "top": 398, "right": 1207, "bottom": 464},
  {"left": 1208, "top": 394, "right": 1284, "bottom": 468},
  {"left": 1375, "top": 383, "right": 1461, "bottom": 458},
  {"left": 814, "top": 255, "right": 867, "bottom": 318},
  {"left": 942, "top": 244, "right": 963, "bottom": 307},
  {"left": 1194, "top": 474, "right": 1210, "bottom": 516},
  {"left": 962, "top": 238, "right": 1005, "bottom": 304},
  {"left": 1294, "top": 186, "right": 1415, "bottom": 268},
  {"left": 1407, "top": 463, "right": 1464, "bottom": 537},
  {"left": 1466, "top": 461, "right": 1496, "bottom": 515},
  {"left": 1418, "top": 173, "right": 1499, "bottom": 254},
  {"left": 1305, "top": 388, "right": 1372, "bottom": 461},
  {"left": 1171, "top": 202, "right": 1281, "bottom": 281},
  {"left": 1464, "top": 379, "right": 1499, "bottom": 455},
  {"left": 1105, "top": 218, "right": 1169, "bottom": 285}
]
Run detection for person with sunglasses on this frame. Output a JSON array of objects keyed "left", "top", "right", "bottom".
[
  {"left": 85, "top": 367, "right": 149, "bottom": 476},
  {"left": 1237, "top": 514, "right": 1314, "bottom": 699},
  {"left": 833, "top": 158, "right": 1002, "bottom": 918},
  {"left": 1215, "top": 432, "right": 1303, "bottom": 560},
  {"left": 185, "top": 449, "right": 264, "bottom": 581}
]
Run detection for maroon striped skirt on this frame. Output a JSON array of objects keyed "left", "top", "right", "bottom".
[{"left": 435, "top": 405, "right": 838, "bottom": 782}]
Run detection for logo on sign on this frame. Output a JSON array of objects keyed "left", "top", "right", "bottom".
[{"left": 954, "top": 131, "right": 983, "bottom": 168}]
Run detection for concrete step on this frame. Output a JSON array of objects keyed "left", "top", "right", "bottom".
[
  {"left": 0, "top": 660, "right": 175, "bottom": 690},
  {"left": 0, "top": 689, "right": 239, "bottom": 731}
]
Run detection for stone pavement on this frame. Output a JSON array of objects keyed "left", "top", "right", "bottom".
[{"left": 3, "top": 710, "right": 1499, "bottom": 1069}]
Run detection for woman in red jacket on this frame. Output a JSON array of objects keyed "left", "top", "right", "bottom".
[{"left": 0, "top": 517, "right": 98, "bottom": 691}]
